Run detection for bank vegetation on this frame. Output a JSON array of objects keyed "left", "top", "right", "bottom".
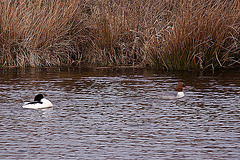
[{"left": 0, "top": 0, "right": 239, "bottom": 70}]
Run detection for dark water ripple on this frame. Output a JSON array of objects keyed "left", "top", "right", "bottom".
[{"left": 0, "top": 68, "right": 239, "bottom": 159}]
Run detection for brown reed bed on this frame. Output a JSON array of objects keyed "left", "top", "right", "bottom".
[{"left": 0, "top": 0, "right": 239, "bottom": 70}]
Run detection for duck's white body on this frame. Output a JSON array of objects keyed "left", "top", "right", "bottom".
[
  {"left": 159, "top": 91, "right": 185, "bottom": 100},
  {"left": 22, "top": 94, "right": 53, "bottom": 109},
  {"left": 176, "top": 92, "right": 185, "bottom": 98}
]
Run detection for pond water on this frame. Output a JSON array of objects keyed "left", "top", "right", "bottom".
[{"left": 0, "top": 67, "right": 239, "bottom": 159}]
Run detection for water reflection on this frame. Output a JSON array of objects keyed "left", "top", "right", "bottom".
[{"left": 0, "top": 67, "right": 239, "bottom": 159}]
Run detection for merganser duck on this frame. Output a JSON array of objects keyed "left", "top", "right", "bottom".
[
  {"left": 158, "top": 82, "right": 188, "bottom": 99},
  {"left": 22, "top": 94, "right": 53, "bottom": 109}
]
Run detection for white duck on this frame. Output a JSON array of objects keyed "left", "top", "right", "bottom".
[{"left": 22, "top": 94, "right": 53, "bottom": 109}]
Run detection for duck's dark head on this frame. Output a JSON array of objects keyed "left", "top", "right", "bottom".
[{"left": 34, "top": 94, "right": 44, "bottom": 101}]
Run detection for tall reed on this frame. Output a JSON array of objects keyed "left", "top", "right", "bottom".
[
  {"left": 158, "top": 0, "right": 240, "bottom": 70},
  {"left": 0, "top": 0, "right": 84, "bottom": 66},
  {"left": 81, "top": 0, "right": 240, "bottom": 69},
  {"left": 0, "top": 0, "right": 239, "bottom": 70}
]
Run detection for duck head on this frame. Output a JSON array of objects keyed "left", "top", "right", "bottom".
[
  {"left": 175, "top": 82, "right": 187, "bottom": 92},
  {"left": 34, "top": 94, "right": 44, "bottom": 101}
]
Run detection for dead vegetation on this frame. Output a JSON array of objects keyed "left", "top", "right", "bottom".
[{"left": 0, "top": 0, "right": 239, "bottom": 70}]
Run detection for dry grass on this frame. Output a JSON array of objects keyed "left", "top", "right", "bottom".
[
  {"left": 159, "top": 0, "right": 240, "bottom": 70},
  {"left": 0, "top": 0, "right": 85, "bottom": 66},
  {"left": 0, "top": 0, "right": 239, "bottom": 70}
]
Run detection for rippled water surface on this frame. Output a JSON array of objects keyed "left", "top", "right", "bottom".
[{"left": 0, "top": 68, "right": 239, "bottom": 159}]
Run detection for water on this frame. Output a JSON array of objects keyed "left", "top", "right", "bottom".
[{"left": 0, "top": 67, "right": 239, "bottom": 159}]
